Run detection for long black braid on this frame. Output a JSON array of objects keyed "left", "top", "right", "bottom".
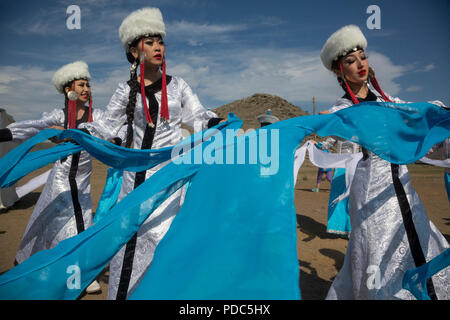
[
  {"left": 124, "top": 57, "right": 140, "bottom": 148},
  {"left": 62, "top": 81, "right": 74, "bottom": 129},
  {"left": 63, "top": 95, "right": 69, "bottom": 129}
]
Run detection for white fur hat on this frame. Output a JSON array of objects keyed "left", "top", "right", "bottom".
[
  {"left": 119, "top": 7, "right": 166, "bottom": 53},
  {"left": 320, "top": 25, "right": 367, "bottom": 71},
  {"left": 52, "top": 61, "right": 91, "bottom": 93}
]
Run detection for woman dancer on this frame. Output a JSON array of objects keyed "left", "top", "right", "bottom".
[
  {"left": 79, "top": 8, "right": 224, "bottom": 299},
  {"left": 310, "top": 140, "right": 333, "bottom": 193},
  {"left": 0, "top": 61, "right": 103, "bottom": 293},
  {"left": 319, "top": 25, "right": 449, "bottom": 299}
]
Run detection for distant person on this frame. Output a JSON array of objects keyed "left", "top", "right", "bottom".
[
  {"left": 0, "top": 61, "right": 103, "bottom": 294},
  {"left": 310, "top": 140, "right": 332, "bottom": 192},
  {"left": 310, "top": 138, "right": 351, "bottom": 237},
  {"left": 315, "top": 136, "right": 353, "bottom": 237},
  {"left": 319, "top": 24, "right": 449, "bottom": 299},
  {"left": 427, "top": 138, "right": 450, "bottom": 202}
]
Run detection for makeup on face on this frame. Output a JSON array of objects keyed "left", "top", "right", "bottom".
[
  {"left": 342, "top": 50, "right": 367, "bottom": 65},
  {"left": 141, "top": 36, "right": 165, "bottom": 65},
  {"left": 340, "top": 50, "right": 369, "bottom": 83},
  {"left": 73, "top": 79, "right": 91, "bottom": 101}
]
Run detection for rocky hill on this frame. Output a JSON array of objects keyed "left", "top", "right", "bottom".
[{"left": 213, "top": 93, "right": 309, "bottom": 130}]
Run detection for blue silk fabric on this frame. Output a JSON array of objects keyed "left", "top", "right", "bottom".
[
  {"left": 0, "top": 102, "right": 448, "bottom": 300},
  {"left": 403, "top": 248, "right": 450, "bottom": 300}
]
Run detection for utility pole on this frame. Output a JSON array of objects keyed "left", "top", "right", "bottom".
[
  {"left": 313, "top": 96, "right": 316, "bottom": 140},
  {"left": 313, "top": 96, "right": 316, "bottom": 115}
]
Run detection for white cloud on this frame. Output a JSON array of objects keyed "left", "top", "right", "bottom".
[
  {"left": 89, "top": 68, "right": 129, "bottom": 106},
  {"left": 423, "top": 63, "right": 435, "bottom": 72},
  {"left": 405, "top": 85, "right": 422, "bottom": 92},
  {"left": 257, "top": 16, "right": 285, "bottom": 27},
  {"left": 167, "top": 48, "right": 410, "bottom": 109},
  {"left": 168, "top": 49, "right": 335, "bottom": 106},
  {"left": 364, "top": 51, "right": 411, "bottom": 97},
  {"left": 0, "top": 47, "right": 412, "bottom": 122},
  {"left": 0, "top": 85, "right": 9, "bottom": 95},
  {"left": 0, "top": 65, "right": 58, "bottom": 121},
  {"left": 9, "top": 3, "right": 123, "bottom": 40},
  {"left": 0, "top": 65, "right": 128, "bottom": 121},
  {"left": 0, "top": 71, "right": 26, "bottom": 84},
  {"left": 167, "top": 21, "right": 247, "bottom": 45},
  {"left": 168, "top": 21, "right": 247, "bottom": 35}
]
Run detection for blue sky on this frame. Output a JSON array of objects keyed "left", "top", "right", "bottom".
[{"left": 0, "top": 0, "right": 449, "bottom": 121}]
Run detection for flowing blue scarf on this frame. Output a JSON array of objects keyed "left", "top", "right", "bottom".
[{"left": 0, "top": 102, "right": 448, "bottom": 300}]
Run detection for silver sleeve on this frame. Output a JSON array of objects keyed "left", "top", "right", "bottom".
[
  {"left": 7, "top": 108, "right": 64, "bottom": 142},
  {"left": 179, "top": 79, "right": 218, "bottom": 132},
  {"left": 79, "top": 82, "right": 129, "bottom": 140}
]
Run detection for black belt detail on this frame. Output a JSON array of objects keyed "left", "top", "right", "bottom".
[
  {"left": 68, "top": 152, "right": 85, "bottom": 234},
  {"left": 63, "top": 105, "right": 90, "bottom": 130},
  {"left": 391, "top": 164, "right": 437, "bottom": 300},
  {"left": 66, "top": 109, "right": 90, "bottom": 234},
  {"left": 207, "top": 117, "right": 224, "bottom": 128},
  {"left": 61, "top": 106, "right": 90, "bottom": 163},
  {"left": 116, "top": 86, "right": 160, "bottom": 300}
]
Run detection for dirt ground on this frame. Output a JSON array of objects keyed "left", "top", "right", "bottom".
[{"left": 0, "top": 158, "right": 448, "bottom": 300}]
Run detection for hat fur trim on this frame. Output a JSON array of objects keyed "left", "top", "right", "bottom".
[
  {"left": 52, "top": 61, "right": 90, "bottom": 93},
  {"left": 320, "top": 25, "right": 367, "bottom": 71},
  {"left": 119, "top": 7, "right": 166, "bottom": 52}
]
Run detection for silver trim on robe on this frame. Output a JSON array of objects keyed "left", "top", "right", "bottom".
[
  {"left": 8, "top": 108, "right": 103, "bottom": 264},
  {"left": 325, "top": 91, "right": 450, "bottom": 299},
  {"left": 80, "top": 76, "right": 218, "bottom": 299}
]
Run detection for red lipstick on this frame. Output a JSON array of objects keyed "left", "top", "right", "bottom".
[{"left": 359, "top": 70, "right": 366, "bottom": 76}]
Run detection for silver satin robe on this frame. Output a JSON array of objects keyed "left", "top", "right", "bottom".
[
  {"left": 7, "top": 108, "right": 103, "bottom": 264},
  {"left": 326, "top": 89, "right": 450, "bottom": 299},
  {"left": 80, "top": 76, "right": 218, "bottom": 299}
]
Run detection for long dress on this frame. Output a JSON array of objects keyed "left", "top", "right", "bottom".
[
  {"left": 5, "top": 107, "right": 103, "bottom": 264},
  {"left": 80, "top": 75, "right": 220, "bottom": 299},
  {"left": 325, "top": 86, "right": 450, "bottom": 299}
]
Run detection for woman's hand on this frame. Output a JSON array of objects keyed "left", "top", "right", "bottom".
[
  {"left": 48, "top": 126, "right": 64, "bottom": 144},
  {"left": 47, "top": 126, "right": 77, "bottom": 144},
  {"left": 109, "top": 137, "right": 123, "bottom": 146},
  {"left": 319, "top": 110, "right": 331, "bottom": 115},
  {"left": 49, "top": 125, "right": 64, "bottom": 130}
]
